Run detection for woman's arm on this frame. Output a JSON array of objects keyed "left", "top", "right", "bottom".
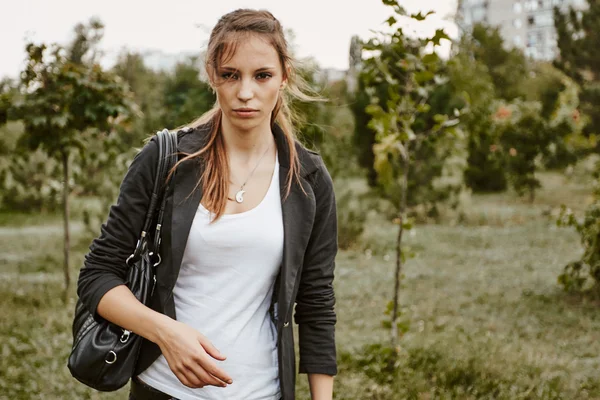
[
  {"left": 308, "top": 373, "right": 334, "bottom": 400},
  {"left": 294, "top": 156, "right": 338, "bottom": 396},
  {"left": 77, "top": 138, "right": 159, "bottom": 316},
  {"left": 76, "top": 137, "right": 232, "bottom": 388},
  {"left": 96, "top": 285, "right": 232, "bottom": 388}
]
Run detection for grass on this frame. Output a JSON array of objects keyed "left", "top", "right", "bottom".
[{"left": 1, "top": 171, "right": 599, "bottom": 399}]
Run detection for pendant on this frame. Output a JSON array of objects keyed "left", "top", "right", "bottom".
[{"left": 235, "top": 190, "right": 246, "bottom": 203}]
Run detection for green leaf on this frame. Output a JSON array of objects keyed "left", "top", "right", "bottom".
[
  {"left": 385, "top": 300, "right": 394, "bottom": 314},
  {"left": 397, "top": 320, "right": 411, "bottom": 333},
  {"left": 385, "top": 16, "right": 397, "bottom": 26},
  {"left": 411, "top": 11, "right": 435, "bottom": 21},
  {"left": 422, "top": 53, "right": 439, "bottom": 65},
  {"left": 417, "top": 103, "right": 431, "bottom": 113},
  {"left": 365, "top": 104, "right": 383, "bottom": 117},
  {"left": 431, "top": 29, "right": 450, "bottom": 46},
  {"left": 415, "top": 70, "right": 434, "bottom": 84}
]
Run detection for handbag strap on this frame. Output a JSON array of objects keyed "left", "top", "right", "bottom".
[{"left": 127, "top": 129, "right": 178, "bottom": 266}]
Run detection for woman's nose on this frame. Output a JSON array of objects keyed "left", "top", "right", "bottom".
[{"left": 237, "top": 80, "right": 254, "bottom": 102}]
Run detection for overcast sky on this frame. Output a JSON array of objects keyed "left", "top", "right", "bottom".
[{"left": 1, "top": 0, "right": 458, "bottom": 80}]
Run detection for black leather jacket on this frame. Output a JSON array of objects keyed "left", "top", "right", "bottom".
[{"left": 76, "top": 123, "right": 338, "bottom": 400}]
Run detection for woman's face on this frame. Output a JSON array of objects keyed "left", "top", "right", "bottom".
[{"left": 212, "top": 34, "right": 286, "bottom": 133}]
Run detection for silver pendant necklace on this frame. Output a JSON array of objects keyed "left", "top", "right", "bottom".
[{"left": 229, "top": 141, "right": 272, "bottom": 204}]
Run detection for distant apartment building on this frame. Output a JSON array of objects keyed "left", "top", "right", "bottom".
[{"left": 456, "top": 0, "right": 587, "bottom": 60}]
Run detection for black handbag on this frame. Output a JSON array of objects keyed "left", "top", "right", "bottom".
[{"left": 68, "top": 128, "right": 178, "bottom": 391}]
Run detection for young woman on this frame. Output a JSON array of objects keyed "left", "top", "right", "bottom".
[{"left": 76, "top": 8, "right": 337, "bottom": 400}]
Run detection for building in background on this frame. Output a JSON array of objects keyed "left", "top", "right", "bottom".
[{"left": 456, "top": 0, "right": 587, "bottom": 60}]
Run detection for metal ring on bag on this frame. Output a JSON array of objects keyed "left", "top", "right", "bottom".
[
  {"left": 153, "top": 254, "right": 162, "bottom": 267},
  {"left": 120, "top": 330, "right": 131, "bottom": 343},
  {"left": 105, "top": 351, "right": 117, "bottom": 364}
]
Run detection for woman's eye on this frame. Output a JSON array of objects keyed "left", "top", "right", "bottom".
[
  {"left": 221, "top": 72, "right": 237, "bottom": 80},
  {"left": 256, "top": 72, "right": 272, "bottom": 80}
]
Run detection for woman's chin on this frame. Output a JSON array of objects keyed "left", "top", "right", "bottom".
[{"left": 227, "top": 115, "right": 269, "bottom": 132}]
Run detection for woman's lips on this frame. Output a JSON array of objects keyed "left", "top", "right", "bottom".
[{"left": 234, "top": 109, "right": 258, "bottom": 118}]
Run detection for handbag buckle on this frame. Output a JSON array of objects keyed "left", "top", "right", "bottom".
[{"left": 120, "top": 330, "right": 131, "bottom": 343}]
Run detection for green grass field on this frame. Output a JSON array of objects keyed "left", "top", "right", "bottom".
[{"left": 1, "top": 172, "right": 599, "bottom": 399}]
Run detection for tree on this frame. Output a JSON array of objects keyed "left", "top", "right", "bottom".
[
  {"left": 5, "top": 19, "right": 134, "bottom": 299},
  {"left": 111, "top": 51, "right": 168, "bottom": 149},
  {"left": 470, "top": 23, "right": 528, "bottom": 101},
  {"left": 554, "top": 1, "right": 600, "bottom": 140},
  {"left": 351, "top": 73, "right": 384, "bottom": 186},
  {"left": 162, "top": 56, "right": 215, "bottom": 128},
  {"left": 449, "top": 34, "right": 508, "bottom": 192},
  {"left": 362, "top": 1, "right": 460, "bottom": 348}
]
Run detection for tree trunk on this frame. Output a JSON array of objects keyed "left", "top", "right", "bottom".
[
  {"left": 529, "top": 188, "right": 535, "bottom": 203},
  {"left": 62, "top": 150, "right": 71, "bottom": 302},
  {"left": 391, "top": 159, "right": 409, "bottom": 349}
]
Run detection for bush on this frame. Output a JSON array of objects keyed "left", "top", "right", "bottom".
[
  {"left": 340, "top": 342, "right": 567, "bottom": 399},
  {"left": 0, "top": 149, "right": 62, "bottom": 212},
  {"left": 336, "top": 189, "right": 366, "bottom": 250},
  {"left": 558, "top": 200, "right": 600, "bottom": 294}
]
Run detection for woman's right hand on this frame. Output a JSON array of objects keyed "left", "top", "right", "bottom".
[{"left": 155, "top": 318, "right": 233, "bottom": 389}]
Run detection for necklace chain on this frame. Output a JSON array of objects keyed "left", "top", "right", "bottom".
[{"left": 228, "top": 140, "right": 272, "bottom": 203}]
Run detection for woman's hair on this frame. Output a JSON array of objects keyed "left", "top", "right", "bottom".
[{"left": 168, "top": 8, "right": 319, "bottom": 221}]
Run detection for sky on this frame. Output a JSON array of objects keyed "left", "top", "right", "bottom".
[{"left": 0, "top": 0, "right": 458, "bottom": 80}]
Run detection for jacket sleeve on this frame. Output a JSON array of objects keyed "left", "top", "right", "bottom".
[
  {"left": 76, "top": 138, "right": 159, "bottom": 319},
  {"left": 294, "top": 158, "right": 338, "bottom": 376}
]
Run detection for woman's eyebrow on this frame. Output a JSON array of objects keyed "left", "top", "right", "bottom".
[{"left": 219, "top": 66, "right": 277, "bottom": 72}]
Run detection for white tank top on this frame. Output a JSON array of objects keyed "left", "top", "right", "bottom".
[{"left": 138, "top": 155, "right": 283, "bottom": 400}]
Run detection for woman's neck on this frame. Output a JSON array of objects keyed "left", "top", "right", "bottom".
[{"left": 220, "top": 117, "right": 274, "bottom": 161}]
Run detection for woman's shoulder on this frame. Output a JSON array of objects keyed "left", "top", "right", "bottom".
[{"left": 293, "top": 140, "right": 334, "bottom": 192}]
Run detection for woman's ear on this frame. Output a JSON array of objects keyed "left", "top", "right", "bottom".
[
  {"left": 206, "top": 64, "right": 217, "bottom": 90},
  {"left": 281, "top": 64, "right": 291, "bottom": 90}
]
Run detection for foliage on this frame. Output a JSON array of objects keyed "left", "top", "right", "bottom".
[
  {"left": 0, "top": 149, "right": 62, "bottom": 212},
  {"left": 554, "top": 0, "right": 600, "bottom": 140},
  {"left": 0, "top": 18, "right": 135, "bottom": 296},
  {"left": 351, "top": 71, "right": 381, "bottom": 186},
  {"left": 162, "top": 56, "right": 215, "bottom": 129},
  {"left": 362, "top": 44, "right": 461, "bottom": 213},
  {"left": 111, "top": 51, "right": 169, "bottom": 149},
  {"left": 292, "top": 61, "right": 360, "bottom": 182},
  {"left": 469, "top": 23, "right": 528, "bottom": 101},
  {"left": 71, "top": 131, "right": 136, "bottom": 237},
  {"left": 492, "top": 65, "right": 584, "bottom": 200},
  {"left": 340, "top": 343, "right": 568, "bottom": 399},
  {"left": 13, "top": 42, "right": 134, "bottom": 157},
  {"left": 0, "top": 79, "right": 16, "bottom": 127},
  {"left": 317, "top": 80, "right": 357, "bottom": 177},
  {"left": 523, "top": 63, "right": 588, "bottom": 168},
  {"left": 335, "top": 189, "right": 366, "bottom": 250},
  {"left": 449, "top": 31, "right": 508, "bottom": 192},
  {"left": 557, "top": 161, "right": 600, "bottom": 293},
  {"left": 493, "top": 101, "right": 548, "bottom": 200},
  {"left": 361, "top": 0, "right": 460, "bottom": 346}
]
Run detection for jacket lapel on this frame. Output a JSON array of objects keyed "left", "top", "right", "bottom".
[
  {"left": 168, "top": 129, "right": 206, "bottom": 290},
  {"left": 273, "top": 125, "right": 318, "bottom": 329}
]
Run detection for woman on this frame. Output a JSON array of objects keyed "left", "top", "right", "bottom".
[{"left": 76, "top": 8, "right": 337, "bottom": 400}]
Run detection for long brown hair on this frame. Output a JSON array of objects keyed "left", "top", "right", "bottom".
[{"left": 168, "top": 9, "right": 319, "bottom": 221}]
